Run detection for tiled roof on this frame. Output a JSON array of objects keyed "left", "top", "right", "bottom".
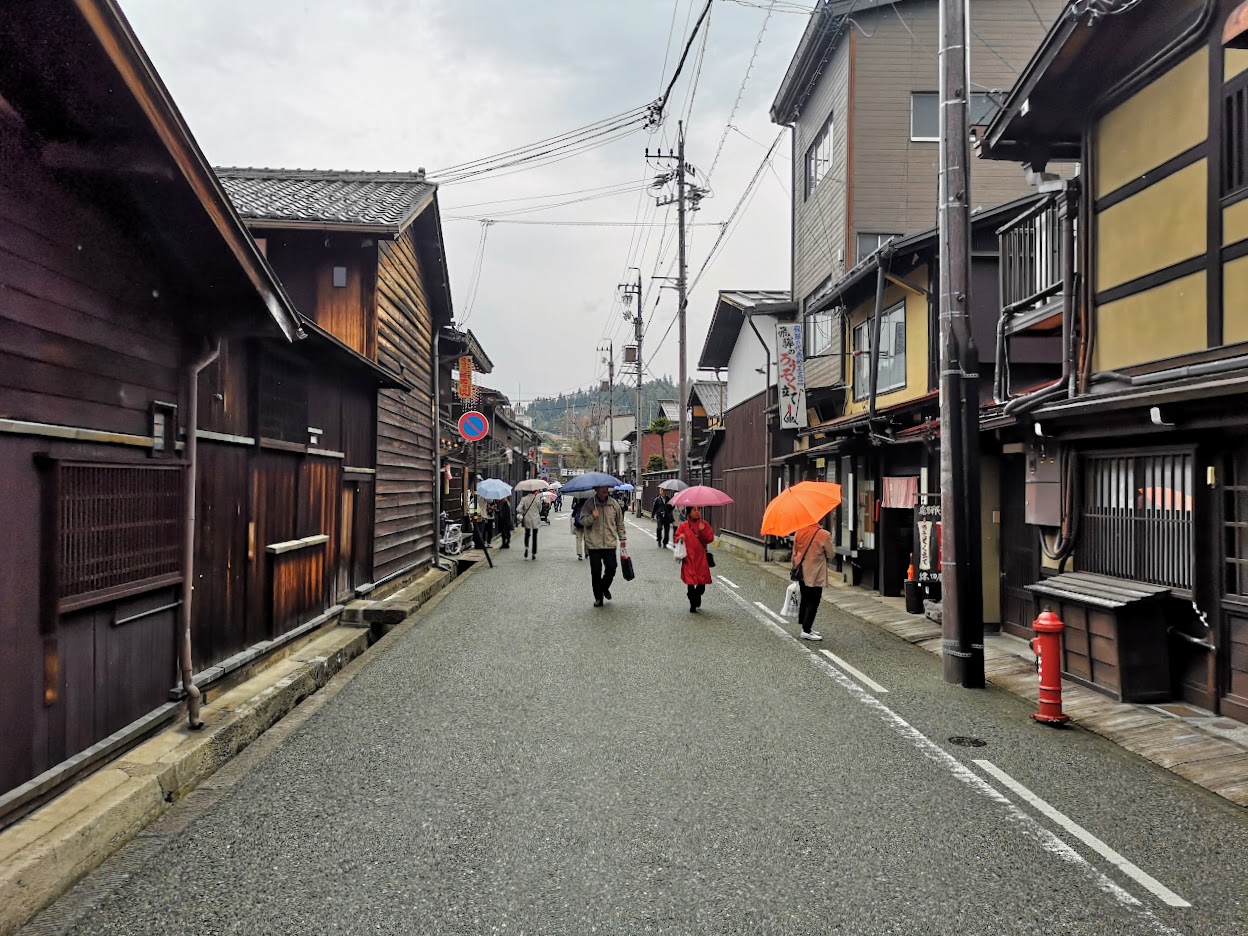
[
  {"left": 215, "top": 167, "right": 436, "bottom": 232},
  {"left": 690, "top": 381, "right": 726, "bottom": 419}
]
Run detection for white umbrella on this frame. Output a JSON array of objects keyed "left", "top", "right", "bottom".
[
  {"left": 659, "top": 479, "right": 689, "bottom": 492},
  {"left": 515, "top": 478, "right": 550, "bottom": 493}
]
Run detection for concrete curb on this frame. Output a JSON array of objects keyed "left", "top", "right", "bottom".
[
  {"left": 750, "top": 558, "right": 1248, "bottom": 808},
  {"left": 0, "top": 566, "right": 459, "bottom": 936}
]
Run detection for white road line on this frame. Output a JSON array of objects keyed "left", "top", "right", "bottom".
[
  {"left": 973, "top": 759, "right": 1190, "bottom": 908},
  {"left": 818, "top": 649, "right": 888, "bottom": 694},
  {"left": 626, "top": 519, "right": 674, "bottom": 550},
  {"left": 717, "top": 576, "right": 740, "bottom": 589},
  {"left": 712, "top": 582, "right": 1182, "bottom": 935},
  {"left": 753, "top": 600, "right": 785, "bottom": 623}
]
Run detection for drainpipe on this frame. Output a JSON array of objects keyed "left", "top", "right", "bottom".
[
  {"left": 746, "top": 311, "right": 772, "bottom": 562},
  {"left": 181, "top": 338, "right": 219, "bottom": 730},
  {"left": 1059, "top": 185, "right": 1077, "bottom": 400},
  {"left": 432, "top": 328, "right": 444, "bottom": 571},
  {"left": 868, "top": 247, "right": 892, "bottom": 429}
]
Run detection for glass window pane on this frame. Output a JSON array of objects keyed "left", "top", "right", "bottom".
[
  {"left": 911, "top": 92, "right": 939, "bottom": 139},
  {"left": 970, "top": 93, "right": 998, "bottom": 126}
]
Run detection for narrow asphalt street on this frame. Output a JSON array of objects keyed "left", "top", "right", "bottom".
[{"left": 32, "top": 513, "right": 1248, "bottom": 936}]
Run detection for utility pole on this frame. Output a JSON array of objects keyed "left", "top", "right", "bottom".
[
  {"left": 648, "top": 121, "right": 703, "bottom": 484},
  {"left": 938, "top": 0, "right": 984, "bottom": 688},
  {"left": 620, "top": 269, "right": 644, "bottom": 510}
]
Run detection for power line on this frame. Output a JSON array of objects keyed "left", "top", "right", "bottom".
[
  {"left": 445, "top": 179, "right": 653, "bottom": 211},
  {"left": 443, "top": 217, "right": 722, "bottom": 226},
  {"left": 657, "top": 0, "right": 715, "bottom": 113},
  {"left": 706, "top": 0, "right": 777, "bottom": 184},
  {"left": 436, "top": 118, "right": 646, "bottom": 185}
]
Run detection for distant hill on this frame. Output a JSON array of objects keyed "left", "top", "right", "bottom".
[{"left": 526, "top": 377, "right": 680, "bottom": 434}]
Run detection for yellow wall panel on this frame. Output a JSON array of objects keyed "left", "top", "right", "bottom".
[
  {"left": 1094, "top": 272, "right": 1206, "bottom": 371},
  {"left": 1228, "top": 48, "right": 1248, "bottom": 82},
  {"left": 1096, "top": 48, "right": 1208, "bottom": 198},
  {"left": 1096, "top": 160, "right": 1207, "bottom": 292},
  {"left": 1223, "top": 256, "right": 1248, "bottom": 345},
  {"left": 1225, "top": 199, "right": 1248, "bottom": 247},
  {"left": 844, "top": 268, "right": 930, "bottom": 417}
]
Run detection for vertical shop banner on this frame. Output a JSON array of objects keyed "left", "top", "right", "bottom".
[
  {"left": 457, "top": 355, "right": 474, "bottom": 401},
  {"left": 776, "top": 323, "right": 808, "bottom": 430},
  {"left": 916, "top": 493, "right": 942, "bottom": 583}
]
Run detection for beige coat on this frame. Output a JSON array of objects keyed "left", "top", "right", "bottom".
[
  {"left": 792, "top": 524, "right": 836, "bottom": 587},
  {"left": 516, "top": 494, "right": 544, "bottom": 530},
  {"left": 580, "top": 495, "right": 626, "bottom": 550}
]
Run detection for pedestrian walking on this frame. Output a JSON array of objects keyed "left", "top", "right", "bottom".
[
  {"left": 495, "top": 497, "right": 513, "bottom": 550},
  {"left": 674, "top": 506, "right": 714, "bottom": 613},
  {"left": 571, "top": 496, "right": 587, "bottom": 560},
  {"left": 517, "top": 490, "right": 544, "bottom": 559},
  {"left": 580, "top": 485, "right": 627, "bottom": 606},
  {"left": 652, "top": 490, "right": 675, "bottom": 548},
  {"left": 791, "top": 522, "right": 837, "bottom": 640}
]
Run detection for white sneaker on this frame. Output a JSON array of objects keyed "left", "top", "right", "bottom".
[{"left": 799, "top": 630, "right": 823, "bottom": 641}]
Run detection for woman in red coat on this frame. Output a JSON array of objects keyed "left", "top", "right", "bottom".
[{"left": 675, "top": 506, "right": 714, "bottom": 613}]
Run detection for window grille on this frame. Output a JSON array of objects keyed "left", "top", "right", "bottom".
[
  {"left": 1082, "top": 452, "right": 1194, "bottom": 591},
  {"left": 51, "top": 461, "right": 183, "bottom": 609},
  {"left": 1225, "top": 78, "right": 1248, "bottom": 197},
  {"left": 258, "top": 354, "right": 309, "bottom": 443}
]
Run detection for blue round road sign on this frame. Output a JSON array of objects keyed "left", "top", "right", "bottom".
[{"left": 458, "top": 411, "right": 490, "bottom": 442}]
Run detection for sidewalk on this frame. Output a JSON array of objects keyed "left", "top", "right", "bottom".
[
  {"left": 753, "top": 559, "right": 1248, "bottom": 810},
  {"left": 0, "top": 566, "right": 459, "bottom": 936}
]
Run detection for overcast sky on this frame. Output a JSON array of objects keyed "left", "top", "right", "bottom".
[{"left": 122, "top": 0, "right": 807, "bottom": 406}]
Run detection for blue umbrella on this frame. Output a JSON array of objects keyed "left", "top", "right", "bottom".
[
  {"left": 614, "top": 483, "right": 635, "bottom": 491},
  {"left": 476, "top": 479, "right": 512, "bottom": 500},
  {"left": 559, "top": 472, "right": 624, "bottom": 494}
]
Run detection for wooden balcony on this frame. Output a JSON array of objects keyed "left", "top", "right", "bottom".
[{"left": 997, "top": 189, "right": 1076, "bottom": 336}]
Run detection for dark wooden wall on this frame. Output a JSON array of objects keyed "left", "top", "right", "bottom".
[
  {"left": 374, "top": 228, "right": 437, "bottom": 579},
  {"left": 711, "top": 391, "right": 770, "bottom": 543},
  {"left": 265, "top": 232, "right": 376, "bottom": 359}
]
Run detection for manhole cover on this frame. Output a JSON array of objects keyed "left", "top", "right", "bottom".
[{"left": 948, "top": 736, "right": 987, "bottom": 748}]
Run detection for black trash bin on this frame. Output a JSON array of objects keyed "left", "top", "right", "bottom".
[{"left": 904, "top": 580, "right": 924, "bottom": 614}]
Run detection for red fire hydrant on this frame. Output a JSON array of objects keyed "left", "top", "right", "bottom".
[{"left": 1030, "top": 610, "right": 1070, "bottom": 726}]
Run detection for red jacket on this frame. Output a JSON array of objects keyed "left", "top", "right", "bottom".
[{"left": 676, "top": 518, "right": 714, "bottom": 585}]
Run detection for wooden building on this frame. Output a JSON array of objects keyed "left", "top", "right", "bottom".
[
  {"left": 979, "top": 0, "right": 1248, "bottom": 721},
  {"left": 777, "top": 198, "right": 1060, "bottom": 610},
  {"left": 696, "top": 291, "right": 795, "bottom": 549},
  {"left": 769, "top": 0, "right": 1066, "bottom": 418},
  {"left": 0, "top": 1, "right": 321, "bottom": 808},
  {"left": 218, "top": 168, "right": 455, "bottom": 586}
]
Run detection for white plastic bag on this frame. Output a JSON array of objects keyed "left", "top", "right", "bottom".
[
  {"left": 673, "top": 539, "right": 688, "bottom": 561},
  {"left": 780, "top": 581, "right": 801, "bottom": 618}
]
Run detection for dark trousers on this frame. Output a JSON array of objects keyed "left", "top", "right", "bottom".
[
  {"left": 588, "top": 548, "right": 617, "bottom": 599},
  {"left": 687, "top": 583, "right": 705, "bottom": 608},
  {"left": 656, "top": 520, "right": 671, "bottom": 547},
  {"left": 798, "top": 583, "right": 822, "bottom": 632},
  {"left": 524, "top": 528, "right": 538, "bottom": 555},
  {"left": 500, "top": 526, "right": 511, "bottom": 548}
]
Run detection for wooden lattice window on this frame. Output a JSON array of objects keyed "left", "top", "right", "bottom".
[
  {"left": 1225, "top": 77, "right": 1248, "bottom": 197},
  {"left": 258, "top": 354, "right": 309, "bottom": 443},
  {"left": 40, "top": 460, "right": 184, "bottom": 617}
]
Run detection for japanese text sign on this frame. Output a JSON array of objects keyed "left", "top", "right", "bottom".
[{"left": 776, "top": 323, "right": 808, "bottom": 430}]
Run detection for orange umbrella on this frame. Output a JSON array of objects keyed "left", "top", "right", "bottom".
[{"left": 760, "top": 482, "right": 843, "bottom": 537}]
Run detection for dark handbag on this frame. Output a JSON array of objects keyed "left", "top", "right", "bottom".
[
  {"left": 790, "top": 537, "right": 814, "bottom": 582},
  {"left": 706, "top": 550, "right": 716, "bottom": 568},
  {"left": 620, "top": 553, "right": 635, "bottom": 581}
]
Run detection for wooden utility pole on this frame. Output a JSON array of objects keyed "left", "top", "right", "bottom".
[
  {"left": 649, "top": 121, "right": 697, "bottom": 483},
  {"left": 938, "top": 0, "right": 984, "bottom": 687},
  {"left": 620, "top": 269, "right": 644, "bottom": 508}
]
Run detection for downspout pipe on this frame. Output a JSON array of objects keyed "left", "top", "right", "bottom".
[
  {"left": 746, "top": 310, "right": 772, "bottom": 563},
  {"left": 868, "top": 246, "right": 892, "bottom": 428},
  {"left": 432, "top": 328, "right": 444, "bottom": 571},
  {"left": 181, "top": 338, "right": 219, "bottom": 730},
  {"left": 1060, "top": 186, "right": 1077, "bottom": 399}
]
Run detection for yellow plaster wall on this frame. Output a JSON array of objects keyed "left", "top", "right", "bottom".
[
  {"left": 1095, "top": 48, "right": 1208, "bottom": 198},
  {"left": 1225, "top": 199, "right": 1248, "bottom": 247},
  {"left": 1223, "top": 255, "right": 1248, "bottom": 345},
  {"left": 1096, "top": 160, "right": 1207, "bottom": 292},
  {"left": 843, "top": 268, "right": 930, "bottom": 417},
  {"left": 1094, "top": 272, "right": 1207, "bottom": 371},
  {"left": 1227, "top": 48, "right": 1248, "bottom": 82}
]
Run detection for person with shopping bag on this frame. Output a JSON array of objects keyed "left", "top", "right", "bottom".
[
  {"left": 674, "top": 506, "right": 714, "bottom": 613},
  {"left": 790, "top": 521, "right": 836, "bottom": 640},
  {"left": 580, "top": 485, "right": 627, "bottom": 607},
  {"left": 516, "top": 489, "right": 544, "bottom": 559}
]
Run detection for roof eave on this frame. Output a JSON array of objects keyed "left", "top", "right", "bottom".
[{"left": 242, "top": 218, "right": 403, "bottom": 235}]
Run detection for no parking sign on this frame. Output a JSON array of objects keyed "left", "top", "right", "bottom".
[{"left": 458, "top": 411, "right": 489, "bottom": 442}]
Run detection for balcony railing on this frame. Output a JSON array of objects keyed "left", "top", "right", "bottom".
[{"left": 997, "top": 188, "right": 1078, "bottom": 334}]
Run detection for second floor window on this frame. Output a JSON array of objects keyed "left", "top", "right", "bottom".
[
  {"left": 856, "top": 232, "right": 901, "bottom": 263},
  {"left": 1225, "top": 75, "right": 1248, "bottom": 197},
  {"left": 805, "top": 309, "right": 838, "bottom": 358},
  {"left": 852, "top": 303, "right": 907, "bottom": 400},
  {"left": 911, "top": 92, "right": 998, "bottom": 142},
  {"left": 805, "top": 112, "right": 834, "bottom": 198}
]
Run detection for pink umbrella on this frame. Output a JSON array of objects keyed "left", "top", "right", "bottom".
[{"left": 670, "top": 485, "right": 734, "bottom": 508}]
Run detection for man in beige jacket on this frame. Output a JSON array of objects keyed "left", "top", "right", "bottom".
[{"left": 580, "top": 485, "right": 627, "bottom": 607}]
